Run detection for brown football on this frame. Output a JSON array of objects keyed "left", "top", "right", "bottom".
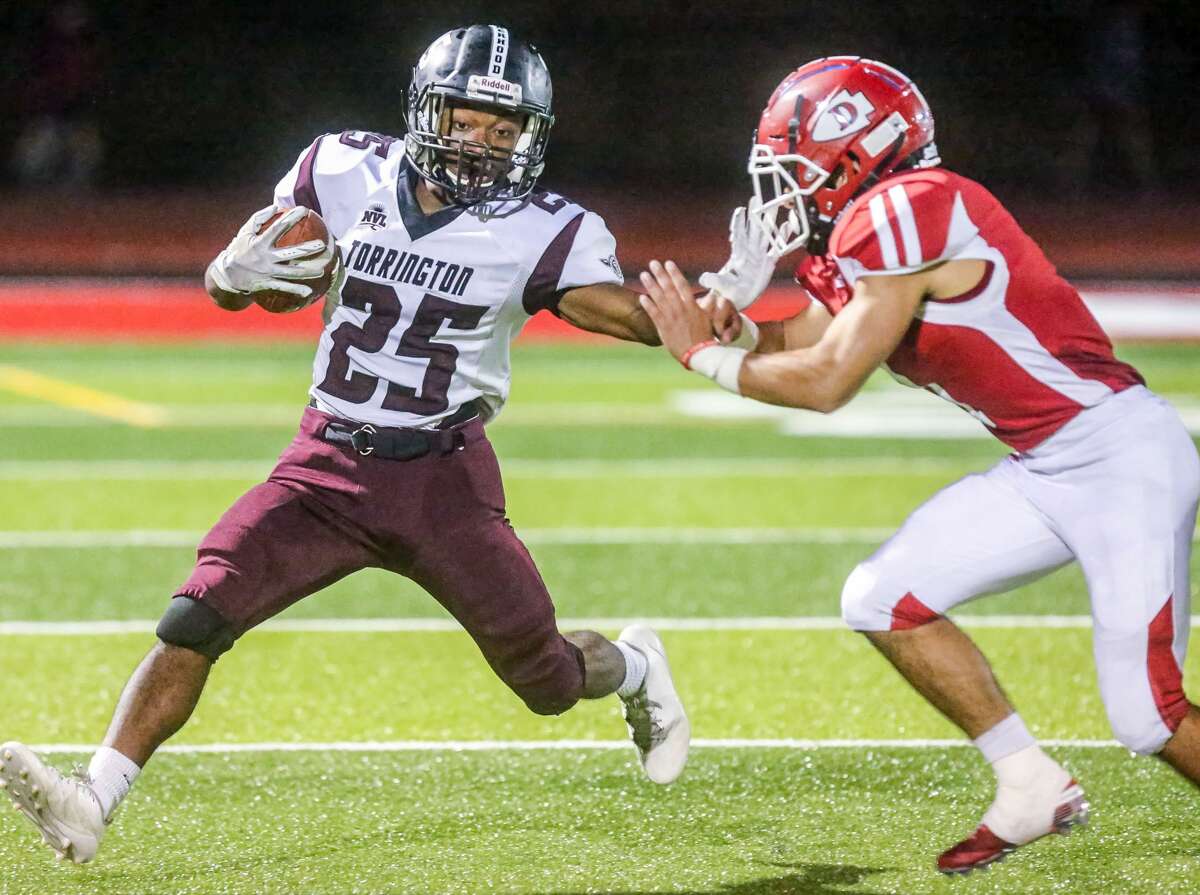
[{"left": 253, "top": 208, "right": 338, "bottom": 314}]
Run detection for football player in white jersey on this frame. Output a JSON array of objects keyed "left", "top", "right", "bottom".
[
  {"left": 639, "top": 57, "right": 1199, "bottom": 874},
  {"left": 0, "top": 25, "right": 689, "bottom": 865}
]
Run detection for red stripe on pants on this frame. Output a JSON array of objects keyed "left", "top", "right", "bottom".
[
  {"left": 889, "top": 593, "right": 941, "bottom": 631},
  {"left": 1147, "top": 595, "right": 1189, "bottom": 732}
]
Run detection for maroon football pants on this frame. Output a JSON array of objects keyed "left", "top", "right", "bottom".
[{"left": 175, "top": 408, "right": 585, "bottom": 715}]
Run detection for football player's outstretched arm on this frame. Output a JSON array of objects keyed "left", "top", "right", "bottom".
[
  {"left": 751, "top": 301, "right": 834, "bottom": 353},
  {"left": 737, "top": 273, "right": 924, "bottom": 411},
  {"left": 639, "top": 259, "right": 929, "bottom": 413},
  {"left": 687, "top": 290, "right": 831, "bottom": 354},
  {"left": 747, "top": 259, "right": 990, "bottom": 404},
  {"left": 556, "top": 283, "right": 662, "bottom": 345}
]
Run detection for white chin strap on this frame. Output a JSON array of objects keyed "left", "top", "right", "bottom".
[
  {"left": 747, "top": 144, "right": 830, "bottom": 258},
  {"left": 506, "top": 128, "right": 536, "bottom": 186}
]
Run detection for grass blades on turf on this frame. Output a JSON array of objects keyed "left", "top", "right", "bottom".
[{"left": 1, "top": 749, "right": 1196, "bottom": 895}]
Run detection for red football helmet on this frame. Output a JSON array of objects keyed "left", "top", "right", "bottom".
[{"left": 749, "top": 57, "right": 939, "bottom": 256}]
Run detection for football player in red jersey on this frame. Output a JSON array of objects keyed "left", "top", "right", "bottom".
[{"left": 639, "top": 57, "right": 1200, "bottom": 874}]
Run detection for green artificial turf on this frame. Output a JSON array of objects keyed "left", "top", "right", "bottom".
[
  {"left": 0, "top": 749, "right": 1196, "bottom": 895},
  {"left": 0, "top": 339, "right": 1197, "bottom": 894}
]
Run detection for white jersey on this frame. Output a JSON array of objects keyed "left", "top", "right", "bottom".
[{"left": 273, "top": 130, "right": 623, "bottom": 427}]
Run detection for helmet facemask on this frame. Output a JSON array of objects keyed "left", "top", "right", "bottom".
[
  {"left": 405, "top": 86, "right": 552, "bottom": 204},
  {"left": 747, "top": 57, "right": 942, "bottom": 258},
  {"left": 747, "top": 144, "right": 833, "bottom": 258}
]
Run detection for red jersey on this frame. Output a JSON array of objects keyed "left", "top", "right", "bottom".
[{"left": 795, "top": 168, "right": 1143, "bottom": 451}]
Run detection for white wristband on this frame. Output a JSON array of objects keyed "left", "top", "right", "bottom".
[
  {"left": 687, "top": 344, "right": 747, "bottom": 395},
  {"left": 729, "top": 314, "right": 760, "bottom": 350}
]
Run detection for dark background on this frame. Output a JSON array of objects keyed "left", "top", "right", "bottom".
[{"left": 2, "top": 0, "right": 1198, "bottom": 200}]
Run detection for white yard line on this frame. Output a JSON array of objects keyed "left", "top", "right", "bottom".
[
  {"left": 0, "top": 404, "right": 683, "bottom": 429},
  {"left": 0, "top": 460, "right": 274, "bottom": 480},
  {"left": 0, "top": 457, "right": 978, "bottom": 480},
  {"left": 25, "top": 737, "right": 1122, "bottom": 755},
  {"left": 2, "top": 615, "right": 1197, "bottom": 636},
  {"left": 0, "top": 530, "right": 205, "bottom": 547},
  {"left": 0, "top": 528, "right": 900, "bottom": 548},
  {"left": 521, "top": 527, "right": 900, "bottom": 544},
  {"left": 674, "top": 389, "right": 1200, "bottom": 439},
  {"left": 2, "top": 526, "right": 1196, "bottom": 549}
]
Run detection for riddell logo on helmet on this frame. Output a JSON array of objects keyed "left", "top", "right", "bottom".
[
  {"left": 811, "top": 89, "right": 875, "bottom": 142},
  {"left": 467, "top": 74, "right": 523, "bottom": 106}
]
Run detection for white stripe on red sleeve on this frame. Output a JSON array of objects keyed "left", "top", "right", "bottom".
[
  {"left": 887, "top": 184, "right": 923, "bottom": 267},
  {"left": 868, "top": 194, "right": 900, "bottom": 269}
]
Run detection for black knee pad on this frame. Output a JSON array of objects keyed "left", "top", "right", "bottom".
[{"left": 156, "top": 596, "right": 236, "bottom": 660}]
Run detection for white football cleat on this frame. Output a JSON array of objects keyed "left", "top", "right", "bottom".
[
  {"left": 0, "top": 742, "right": 106, "bottom": 864},
  {"left": 617, "top": 625, "right": 690, "bottom": 784}
]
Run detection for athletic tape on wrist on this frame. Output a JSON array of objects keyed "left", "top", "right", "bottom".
[
  {"left": 729, "top": 315, "right": 760, "bottom": 350},
  {"left": 679, "top": 339, "right": 719, "bottom": 369},
  {"left": 687, "top": 344, "right": 747, "bottom": 394}
]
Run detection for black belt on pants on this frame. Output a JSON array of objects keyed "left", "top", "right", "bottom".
[{"left": 316, "top": 398, "right": 482, "bottom": 460}]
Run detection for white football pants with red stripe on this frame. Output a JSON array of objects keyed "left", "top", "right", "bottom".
[{"left": 842, "top": 385, "right": 1198, "bottom": 755}]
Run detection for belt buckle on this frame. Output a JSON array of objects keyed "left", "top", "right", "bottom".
[{"left": 349, "top": 424, "right": 377, "bottom": 456}]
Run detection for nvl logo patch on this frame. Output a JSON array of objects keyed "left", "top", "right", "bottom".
[
  {"left": 359, "top": 204, "right": 388, "bottom": 230},
  {"left": 810, "top": 89, "right": 875, "bottom": 142}
]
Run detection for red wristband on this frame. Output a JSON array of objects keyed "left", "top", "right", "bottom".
[{"left": 679, "top": 339, "right": 719, "bottom": 370}]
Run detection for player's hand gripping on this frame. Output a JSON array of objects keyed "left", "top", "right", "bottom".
[
  {"left": 209, "top": 204, "right": 334, "bottom": 297},
  {"left": 638, "top": 260, "right": 721, "bottom": 363},
  {"left": 697, "top": 197, "right": 776, "bottom": 310},
  {"left": 697, "top": 291, "right": 744, "bottom": 345}
]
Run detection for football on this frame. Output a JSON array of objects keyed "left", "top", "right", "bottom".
[{"left": 253, "top": 208, "right": 338, "bottom": 314}]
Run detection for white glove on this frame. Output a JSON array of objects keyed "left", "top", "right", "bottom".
[
  {"left": 698, "top": 198, "right": 776, "bottom": 310},
  {"left": 208, "top": 204, "right": 334, "bottom": 297}
]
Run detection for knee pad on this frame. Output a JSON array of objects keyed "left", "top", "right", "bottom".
[
  {"left": 521, "top": 689, "right": 578, "bottom": 717},
  {"left": 1102, "top": 685, "right": 1185, "bottom": 755},
  {"left": 841, "top": 563, "right": 942, "bottom": 633},
  {"left": 1096, "top": 624, "right": 1189, "bottom": 755},
  {"left": 156, "top": 596, "right": 237, "bottom": 660},
  {"left": 1107, "top": 710, "right": 1175, "bottom": 756},
  {"left": 841, "top": 563, "right": 899, "bottom": 631}
]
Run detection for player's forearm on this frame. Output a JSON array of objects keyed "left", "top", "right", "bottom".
[
  {"left": 737, "top": 345, "right": 863, "bottom": 413},
  {"left": 563, "top": 305, "right": 661, "bottom": 345},
  {"left": 591, "top": 288, "right": 662, "bottom": 345},
  {"left": 620, "top": 305, "right": 663, "bottom": 346},
  {"left": 204, "top": 263, "right": 254, "bottom": 312},
  {"left": 557, "top": 285, "right": 662, "bottom": 346}
]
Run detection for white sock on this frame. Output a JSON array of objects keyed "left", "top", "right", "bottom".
[
  {"left": 614, "top": 640, "right": 648, "bottom": 699},
  {"left": 974, "top": 714, "right": 1065, "bottom": 788},
  {"left": 87, "top": 746, "right": 141, "bottom": 821},
  {"left": 973, "top": 713, "right": 1035, "bottom": 764}
]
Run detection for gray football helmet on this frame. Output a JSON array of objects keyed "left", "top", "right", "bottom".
[{"left": 405, "top": 24, "right": 554, "bottom": 203}]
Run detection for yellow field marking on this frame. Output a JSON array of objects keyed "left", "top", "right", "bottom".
[{"left": 0, "top": 365, "right": 168, "bottom": 428}]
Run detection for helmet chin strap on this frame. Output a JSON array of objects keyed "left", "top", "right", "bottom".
[{"left": 804, "top": 203, "right": 834, "bottom": 256}]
